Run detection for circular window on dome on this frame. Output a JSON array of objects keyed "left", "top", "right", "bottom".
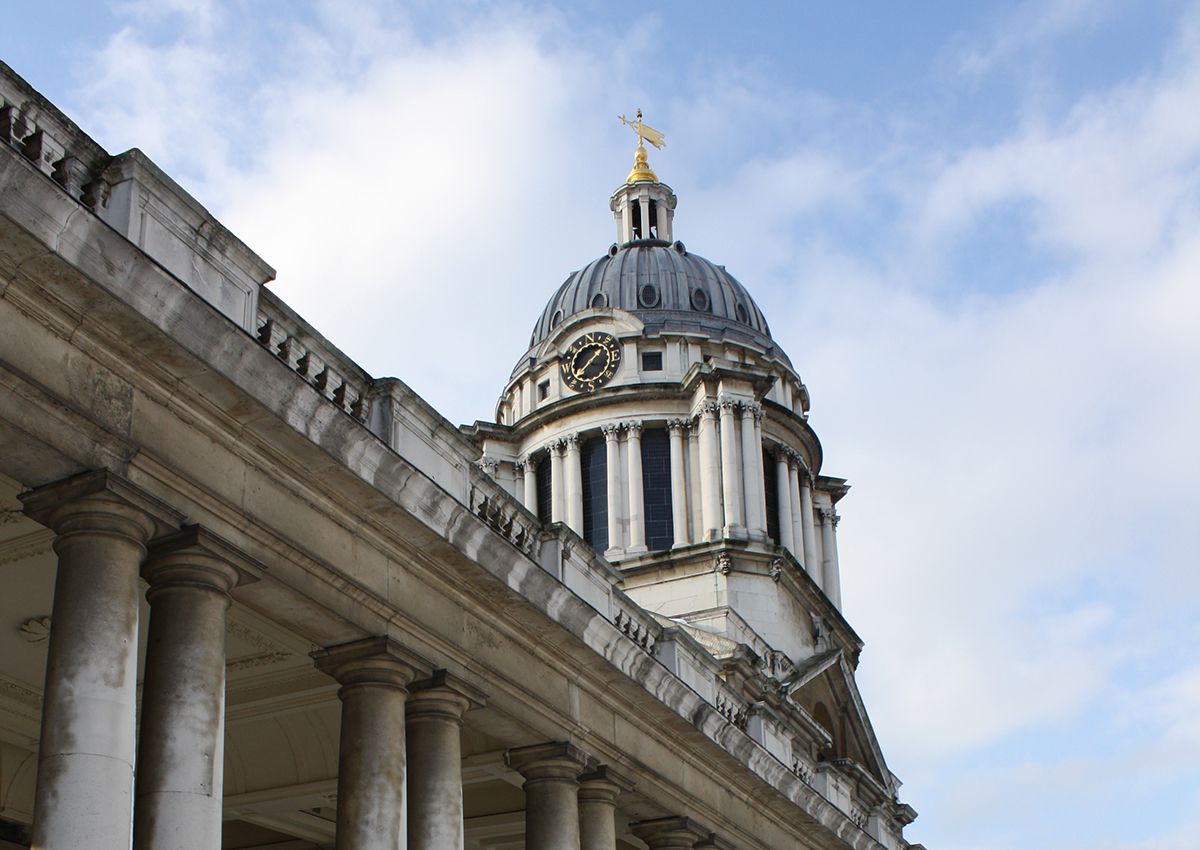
[
  {"left": 550, "top": 309, "right": 563, "bottom": 328},
  {"left": 690, "top": 288, "right": 711, "bottom": 312},
  {"left": 590, "top": 292, "right": 608, "bottom": 309},
  {"left": 639, "top": 283, "right": 660, "bottom": 308},
  {"left": 735, "top": 303, "right": 749, "bottom": 323}
]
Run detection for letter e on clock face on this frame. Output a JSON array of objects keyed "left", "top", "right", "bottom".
[{"left": 561, "top": 332, "right": 622, "bottom": 392}]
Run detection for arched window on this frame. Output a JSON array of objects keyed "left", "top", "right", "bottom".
[
  {"left": 812, "top": 701, "right": 839, "bottom": 760},
  {"left": 580, "top": 436, "right": 608, "bottom": 551}
]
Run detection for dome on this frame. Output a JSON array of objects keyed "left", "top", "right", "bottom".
[{"left": 527, "top": 238, "right": 780, "bottom": 355}]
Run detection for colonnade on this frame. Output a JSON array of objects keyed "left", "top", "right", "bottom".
[
  {"left": 19, "top": 470, "right": 741, "bottom": 850},
  {"left": 512, "top": 396, "right": 773, "bottom": 554}
]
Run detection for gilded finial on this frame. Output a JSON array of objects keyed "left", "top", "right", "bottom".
[{"left": 619, "top": 108, "right": 665, "bottom": 183}]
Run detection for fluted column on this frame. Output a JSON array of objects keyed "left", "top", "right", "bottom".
[
  {"left": 821, "top": 507, "right": 843, "bottom": 608},
  {"left": 564, "top": 434, "right": 583, "bottom": 535},
  {"left": 718, "top": 397, "right": 744, "bottom": 535},
  {"left": 20, "top": 471, "right": 176, "bottom": 850},
  {"left": 135, "top": 526, "right": 260, "bottom": 850},
  {"left": 773, "top": 448, "right": 795, "bottom": 552},
  {"left": 312, "top": 637, "right": 427, "bottom": 850},
  {"left": 550, "top": 441, "right": 565, "bottom": 524},
  {"left": 506, "top": 742, "right": 589, "bottom": 850},
  {"left": 696, "top": 402, "right": 722, "bottom": 540},
  {"left": 407, "top": 671, "right": 486, "bottom": 850},
  {"left": 625, "top": 422, "right": 646, "bottom": 553},
  {"left": 667, "top": 419, "right": 690, "bottom": 547},
  {"left": 603, "top": 424, "right": 622, "bottom": 554},
  {"left": 788, "top": 455, "right": 804, "bottom": 562},
  {"left": 799, "top": 473, "right": 818, "bottom": 574},
  {"left": 740, "top": 403, "right": 765, "bottom": 537},
  {"left": 578, "top": 765, "right": 633, "bottom": 850}
]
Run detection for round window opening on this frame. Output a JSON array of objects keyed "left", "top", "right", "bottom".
[
  {"left": 735, "top": 303, "right": 749, "bottom": 323},
  {"left": 639, "top": 283, "right": 660, "bottom": 308},
  {"left": 590, "top": 292, "right": 607, "bottom": 309},
  {"left": 690, "top": 288, "right": 711, "bottom": 312},
  {"left": 550, "top": 309, "right": 563, "bottom": 328}
]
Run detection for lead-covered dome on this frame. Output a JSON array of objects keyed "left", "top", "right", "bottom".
[{"left": 528, "top": 238, "right": 776, "bottom": 352}]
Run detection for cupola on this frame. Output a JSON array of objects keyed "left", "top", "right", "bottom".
[{"left": 610, "top": 110, "right": 677, "bottom": 244}]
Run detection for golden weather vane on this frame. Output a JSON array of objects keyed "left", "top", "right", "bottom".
[{"left": 618, "top": 108, "right": 665, "bottom": 183}]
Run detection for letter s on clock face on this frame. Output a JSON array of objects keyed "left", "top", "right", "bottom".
[{"left": 561, "top": 332, "right": 622, "bottom": 392}]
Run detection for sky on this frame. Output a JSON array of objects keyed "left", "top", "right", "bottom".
[{"left": 4, "top": 2, "right": 1200, "bottom": 848}]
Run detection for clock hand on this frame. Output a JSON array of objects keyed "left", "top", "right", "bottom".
[{"left": 576, "top": 348, "right": 602, "bottom": 376}]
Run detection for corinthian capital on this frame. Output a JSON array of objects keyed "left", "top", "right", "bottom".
[
  {"left": 624, "top": 420, "right": 643, "bottom": 435},
  {"left": 602, "top": 422, "right": 621, "bottom": 440},
  {"left": 667, "top": 418, "right": 690, "bottom": 433}
]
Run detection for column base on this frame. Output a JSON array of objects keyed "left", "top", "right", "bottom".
[{"left": 722, "top": 525, "right": 749, "bottom": 541}]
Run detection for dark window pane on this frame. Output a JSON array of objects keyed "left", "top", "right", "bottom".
[
  {"left": 642, "top": 351, "right": 663, "bottom": 371},
  {"left": 581, "top": 437, "right": 608, "bottom": 552},
  {"left": 641, "top": 429, "right": 674, "bottom": 551},
  {"left": 764, "top": 448, "right": 780, "bottom": 544},
  {"left": 536, "top": 455, "right": 553, "bottom": 523}
]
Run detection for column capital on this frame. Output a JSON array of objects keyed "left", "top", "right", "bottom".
[
  {"left": 523, "top": 455, "right": 539, "bottom": 471},
  {"left": 695, "top": 399, "right": 720, "bottom": 419},
  {"left": 717, "top": 395, "right": 739, "bottom": 414},
  {"left": 739, "top": 400, "right": 762, "bottom": 419},
  {"left": 631, "top": 816, "right": 711, "bottom": 849},
  {"left": 623, "top": 420, "right": 643, "bottom": 435},
  {"left": 514, "top": 460, "right": 527, "bottom": 476},
  {"left": 407, "top": 669, "right": 488, "bottom": 722},
  {"left": 563, "top": 432, "right": 581, "bottom": 449},
  {"left": 477, "top": 456, "right": 499, "bottom": 475},
  {"left": 772, "top": 443, "right": 790, "bottom": 462},
  {"left": 311, "top": 636, "right": 429, "bottom": 691},
  {"left": 602, "top": 422, "right": 622, "bottom": 440},
  {"left": 667, "top": 418, "right": 690, "bottom": 433},
  {"left": 578, "top": 764, "right": 635, "bottom": 804},
  {"left": 505, "top": 741, "right": 591, "bottom": 782},
  {"left": 21, "top": 469, "right": 182, "bottom": 545},
  {"left": 143, "top": 524, "right": 264, "bottom": 594},
  {"left": 695, "top": 835, "right": 737, "bottom": 850}
]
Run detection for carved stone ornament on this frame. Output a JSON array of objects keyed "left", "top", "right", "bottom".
[
  {"left": 477, "top": 457, "right": 499, "bottom": 476},
  {"left": 602, "top": 422, "right": 621, "bottom": 439},
  {"left": 715, "top": 551, "right": 733, "bottom": 575},
  {"left": 18, "top": 616, "right": 51, "bottom": 643},
  {"left": 769, "top": 558, "right": 783, "bottom": 582}
]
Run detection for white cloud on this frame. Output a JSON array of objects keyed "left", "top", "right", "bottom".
[{"left": 65, "top": 4, "right": 1200, "bottom": 848}]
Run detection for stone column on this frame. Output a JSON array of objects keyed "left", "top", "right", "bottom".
[
  {"left": 773, "top": 448, "right": 795, "bottom": 552},
  {"left": 578, "top": 765, "right": 633, "bottom": 850},
  {"left": 799, "top": 474, "right": 818, "bottom": 577},
  {"left": 20, "top": 472, "right": 177, "bottom": 850},
  {"left": 312, "top": 637, "right": 427, "bottom": 850},
  {"left": 667, "top": 419, "right": 690, "bottom": 547},
  {"left": 638, "top": 196, "right": 651, "bottom": 239},
  {"left": 407, "top": 671, "right": 486, "bottom": 850},
  {"left": 788, "top": 456, "right": 804, "bottom": 563},
  {"left": 696, "top": 402, "right": 722, "bottom": 540},
  {"left": 625, "top": 422, "right": 646, "bottom": 553},
  {"left": 752, "top": 408, "right": 768, "bottom": 533},
  {"left": 564, "top": 434, "right": 583, "bottom": 535},
  {"left": 506, "top": 742, "right": 590, "bottom": 850},
  {"left": 134, "top": 526, "right": 260, "bottom": 850},
  {"left": 739, "top": 403, "right": 765, "bottom": 537},
  {"left": 520, "top": 459, "right": 537, "bottom": 513},
  {"left": 718, "top": 397, "right": 744, "bottom": 535},
  {"left": 687, "top": 424, "right": 703, "bottom": 541},
  {"left": 603, "top": 424, "right": 622, "bottom": 554},
  {"left": 632, "top": 816, "right": 710, "bottom": 850},
  {"left": 550, "top": 440, "right": 565, "bottom": 524},
  {"left": 821, "top": 507, "right": 843, "bottom": 608}
]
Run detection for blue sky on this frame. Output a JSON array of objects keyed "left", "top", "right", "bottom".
[{"left": 4, "top": 2, "right": 1200, "bottom": 848}]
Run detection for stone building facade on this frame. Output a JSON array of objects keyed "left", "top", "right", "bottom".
[{"left": 0, "top": 59, "right": 920, "bottom": 850}]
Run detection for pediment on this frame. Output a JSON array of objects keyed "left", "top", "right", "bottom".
[{"left": 784, "top": 650, "right": 892, "bottom": 792}]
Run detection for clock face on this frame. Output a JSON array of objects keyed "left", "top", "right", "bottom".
[{"left": 561, "top": 332, "right": 622, "bottom": 392}]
